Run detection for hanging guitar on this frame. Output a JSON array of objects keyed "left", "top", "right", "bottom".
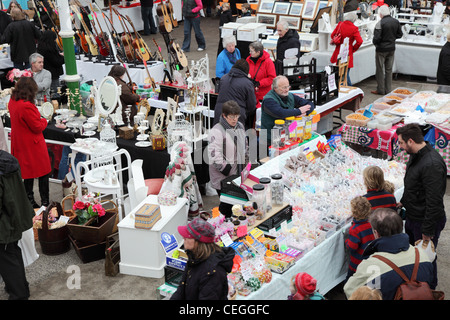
[
  {"left": 95, "top": 3, "right": 125, "bottom": 61},
  {"left": 69, "top": 10, "right": 89, "bottom": 54},
  {"left": 75, "top": 1, "right": 109, "bottom": 57},
  {"left": 166, "top": 0, "right": 178, "bottom": 28},
  {"left": 113, "top": 8, "right": 135, "bottom": 62},
  {"left": 156, "top": 0, "right": 173, "bottom": 33},
  {"left": 123, "top": 14, "right": 151, "bottom": 62},
  {"left": 37, "top": 0, "right": 63, "bottom": 51},
  {"left": 89, "top": 3, "right": 111, "bottom": 58},
  {"left": 71, "top": 5, "right": 99, "bottom": 56}
]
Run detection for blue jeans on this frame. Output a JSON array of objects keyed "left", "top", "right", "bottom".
[
  {"left": 182, "top": 16, "right": 206, "bottom": 52},
  {"left": 141, "top": 6, "right": 157, "bottom": 35},
  {"left": 58, "top": 146, "right": 86, "bottom": 180}
]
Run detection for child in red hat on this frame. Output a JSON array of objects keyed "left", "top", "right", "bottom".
[{"left": 288, "top": 272, "right": 325, "bottom": 300}]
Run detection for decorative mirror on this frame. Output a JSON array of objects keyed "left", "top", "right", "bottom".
[{"left": 95, "top": 76, "right": 124, "bottom": 125}]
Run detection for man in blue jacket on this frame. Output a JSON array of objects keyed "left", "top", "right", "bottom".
[{"left": 261, "top": 75, "right": 314, "bottom": 144}]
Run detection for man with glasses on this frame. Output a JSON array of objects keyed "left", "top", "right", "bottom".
[{"left": 261, "top": 75, "right": 314, "bottom": 144}]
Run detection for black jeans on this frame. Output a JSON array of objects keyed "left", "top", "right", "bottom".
[
  {"left": 23, "top": 174, "right": 50, "bottom": 207},
  {"left": 0, "top": 241, "right": 30, "bottom": 300}
]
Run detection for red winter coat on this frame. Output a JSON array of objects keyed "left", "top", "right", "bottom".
[
  {"left": 246, "top": 50, "right": 276, "bottom": 107},
  {"left": 8, "top": 98, "right": 51, "bottom": 179},
  {"left": 330, "top": 20, "right": 363, "bottom": 69}
]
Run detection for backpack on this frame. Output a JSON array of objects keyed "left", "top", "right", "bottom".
[{"left": 373, "top": 248, "right": 444, "bottom": 300}]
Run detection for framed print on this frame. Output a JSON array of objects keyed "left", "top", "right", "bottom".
[
  {"left": 318, "top": 1, "right": 328, "bottom": 10},
  {"left": 289, "top": 2, "right": 303, "bottom": 16},
  {"left": 258, "top": 0, "right": 275, "bottom": 13},
  {"left": 309, "top": 6, "right": 332, "bottom": 33},
  {"left": 302, "top": 0, "right": 319, "bottom": 20},
  {"left": 300, "top": 19, "right": 314, "bottom": 32},
  {"left": 256, "top": 13, "right": 277, "bottom": 28},
  {"left": 279, "top": 15, "right": 301, "bottom": 30},
  {"left": 272, "top": 2, "right": 291, "bottom": 15}
]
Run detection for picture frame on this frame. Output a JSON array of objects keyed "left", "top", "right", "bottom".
[
  {"left": 279, "top": 15, "right": 301, "bottom": 30},
  {"left": 272, "top": 2, "right": 291, "bottom": 15},
  {"left": 302, "top": 0, "right": 319, "bottom": 20},
  {"left": 309, "top": 6, "right": 332, "bottom": 33},
  {"left": 258, "top": 0, "right": 275, "bottom": 13},
  {"left": 300, "top": 19, "right": 314, "bottom": 33},
  {"left": 256, "top": 13, "right": 277, "bottom": 28},
  {"left": 318, "top": 1, "right": 329, "bottom": 10},
  {"left": 289, "top": 2, "right": 304, "bottom": 16}
]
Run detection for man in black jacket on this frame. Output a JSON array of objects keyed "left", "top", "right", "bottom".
[
  {"left": 396, "top": 123, "right": 447, "bottom": 289},
  {"left": 213, "top": 59, "right": 256, "bottom": 130},
  {"left": 0, "top": 150, "right": 35, "bottom": 300},
  {"left": 371, "top": 5, "right": 402, "bottom": 95},
  {"left": 275, "top": 20, "right": 300, "bottom": 75},
  {"left": 0, "top": 8, "right": 41, "bottom": 70},
  {"left": 437, "top": 31, "right": 450, "bottom": 85}
]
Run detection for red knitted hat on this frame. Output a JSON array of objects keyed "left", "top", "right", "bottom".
[
  {"left": 178, "top": 218, "right": 215, "bottom": 243},
  {"left": 293, "top": 273, "right": 317, "bottom": 300}
]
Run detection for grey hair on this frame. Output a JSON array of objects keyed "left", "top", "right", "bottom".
[
  {"left": 29, "top": 52, "right": 44, "bottom": 65},
  {"left": 272, "top": 75, "right": 288, "bottom": 89},
  {"left": 222, "top": 35, "right": 237, "bottom": 48},
  {"left": 249, "top": 41, "right": 264, "bottom": 53},
  {"left": 379, "top": 5, "right": 390, "bottom": 17},
  {"left": 344, "top": 12, "right": 357, "bottom": 23},
  {"left": 277, "top": 20, "right": 289, "bottom": 31}
]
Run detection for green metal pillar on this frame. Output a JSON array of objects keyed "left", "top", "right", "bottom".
[{"left": 57, "top": 0, "right": 82, "bottom": 114}]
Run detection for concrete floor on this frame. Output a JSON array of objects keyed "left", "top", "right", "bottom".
[{"left": 1, "top": 15, "right": 450, "bottom": 300}]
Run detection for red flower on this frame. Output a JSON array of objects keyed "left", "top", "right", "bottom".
[{"left": 73, "top": 201, "right": 87, "bottom": 211}]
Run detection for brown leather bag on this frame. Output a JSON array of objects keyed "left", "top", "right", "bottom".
[{"left": 373, "top": 248, "right": 444, "bottom": 300}]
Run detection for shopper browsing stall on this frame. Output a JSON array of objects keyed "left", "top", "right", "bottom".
[
  {"left": 261, "top": 75, "right": 314, "bottom": 144},
  {"left": 215, "top": 35, "right": 241, "bottom": 78},
  {"left": 209, "top": 100, "right": 248, "bottom": 197},
  {"left": 213, "top": 59, "right": 256, "bottom": 130},
  {"left": 362, "top": 165, "right": 397, "bottom": 211},
  {"left": 275, "top": 20, "right": 301, "bottom": 76},
  {"left": 8, "top": 77, "right": 51, "bottom": 208},
  {"left": 37, "top": 30, "right": 65, "bottom": 93},
  {"left": 30, "top": 53, "right": 51, "bottom": 102},
  {"left": 171, "top": 217, "right": 235, "bottom": 300},
  {"left": 246, "top": 41, "right": 276, "bottom": 108},
  {"left": 344, "top": 208, "right": 435, "bottom": 300},
  {"left": 329, "top": 12, "right": 363, "bottom": 86},
  {"left": 437, "top": 30, "right": 450, "bottom": 86},
  {"left": 396, "top": 123, "right": 446, "bottom": 289},
  {"left": 371, "top": 5, "right": 402, "bottom": 95},
  {"left": 345, "top": 196, "right": 375, "bottom": 279}
]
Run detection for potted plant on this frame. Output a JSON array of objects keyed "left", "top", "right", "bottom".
[{"left": 67, "top": 194, "right": 118, "bottom": 244}]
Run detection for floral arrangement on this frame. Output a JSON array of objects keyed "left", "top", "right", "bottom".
[
  {"left": 73, "top": 194, "right": 106, "bottom": 225},
  {"left": 6, "top": 68, "right": 32, "bottom": 83}
]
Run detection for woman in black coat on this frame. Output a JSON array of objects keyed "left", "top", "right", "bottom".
[
  {"left": 37, "top": 30, "right": 65, "bottom": 91},
  {"left": 213, "top": 59, "right": 257, "bottom": 130},
  {"left": 171, "top": 218, "right": 235, "bottom": 300}
]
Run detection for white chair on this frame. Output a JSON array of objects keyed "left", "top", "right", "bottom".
[
  {"left": 75, "top": 148, "right": 132, "bottom": 221},
  {"left": 127, "top": 159, "right": 149, "bottom": 211}
]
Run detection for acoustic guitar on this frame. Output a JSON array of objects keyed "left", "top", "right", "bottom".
[
  {"left": 156, "top": 0, "right": 172, "bottom": 33},
  {"left": 142, "top": 60, "right": 156, "bottom": 90},
  {"left": 71, "top": 5, "right": 99, "bottom": 56},
  {"left": 69, "top": 10, "right": 89, "bottom": 54},
  {"left": 88, "top": 3, "right": 110, "bottom": 57},
  {"left": 172, "top": 41, "right": 187, "bottom": 68},
  {"left": 37, "top": 1, "right": 63, "bottom": 51},
  {"left": 113, "top": 8, "right": 135, "bottom": 62},
  {"left": 124, "top": 14, "right": 151, "bottom": 62},
  {"left": 94, "top": 3, "right": 125, "bottom": 61},
  {"left": 166, "top": 0, "right": 178, "bottom": 28}
]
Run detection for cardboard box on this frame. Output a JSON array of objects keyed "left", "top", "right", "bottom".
[{"left": 134, "top": 204, "right": 161, "bottom": 229}]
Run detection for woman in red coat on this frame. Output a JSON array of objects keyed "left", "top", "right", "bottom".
[
  {"left": 330, "top": 12, "right": 363, "bottom": 86},
  {"left": 246, "top": 41, "right": 276, "bottom": 109},
  {"left": 9, "top": 77, "right": 51, "bottom": 208}
]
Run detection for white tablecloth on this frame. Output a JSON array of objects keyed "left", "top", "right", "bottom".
[
  {"left": 65, "top": 59, "right": 165, "bottom": 85},
  {"left": 302, "top": 41, "right": 443, "bottom": 84}
]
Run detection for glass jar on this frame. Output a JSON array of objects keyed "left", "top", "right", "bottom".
[
  {"left": 238, "top": 215, "right": 247, "bottom": 226},
  {"left": 284, "top": 116, "right": 296, "bottom": 143},
  {"left": 252, "top": 184, "right": 266, "bottom": 220},
  {"left": 295, "top": 116, "right": 304, "bottom": 143},
  {"left": 247, "top": 211, "right": 256, "bottom": 226},
  {"left": 233, "top": 220, "right": 240, "bottom": 236},
  {"left": 259, "top": 177, "right": 272, "bottom": 212},
  {"left": 271, "top": 119, "right": 286, "bottom": 149},
  {"left": 304, "top": 114, "right": 312, "bottom": 141},
  {"left": 271, "top": 173, "right": 284, "bottom": 205}
]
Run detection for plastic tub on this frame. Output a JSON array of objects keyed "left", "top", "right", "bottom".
[
  {"left": 345, "top": 113, "right": 370, "bottom": 127},
  {"left": 390, "top": 87, "right": 417, "bottom": 99},
  {"left": 377, "top": 122, "right": 393, "bottom": 130},
  {"left": 367, "top": 119, "right": 378, "bottom": 129},
  {"left": 373, "top": 98, "right": 397, "bottom": 111},
  {"left": 383, "top": 94, "right": 404, "bottom": 103}
]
